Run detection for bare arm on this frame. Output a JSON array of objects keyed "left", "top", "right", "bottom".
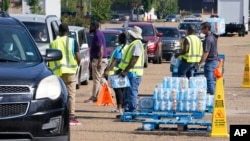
[
  {"left": 104, "top": 59, "right": 118, "bottom": 77},
  {"left": 120, "top": 56, "right": 139, "bottom": 77},
  {"left": 98, "top": 45, "right": 103, "bottom": 63},
  {"left": 199, "top": 52, "right": 209, "bottom": 65},
  {"left": 75, "top": 52, "right": 81, "bottom": 66},
  {"left": 175, "top": 39, "right": 189, "bottom": 57}
]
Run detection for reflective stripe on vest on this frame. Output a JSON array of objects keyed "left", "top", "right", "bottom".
[
  {"left": 48, "top": 36, "right": 78, "bottom": 76},
  {"left": 180, "top": 35, "right": 203, "bottom": 63},
  {"left": 108, "top": 46, "right": 121, "bottom": 75},
  {"left": 118, "top": 40, "right": 144, "bottom": 76}
]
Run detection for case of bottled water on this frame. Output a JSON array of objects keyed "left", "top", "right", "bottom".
[
  {"left": 197, "top": 100, "right": 207, "bottom": 112},
  {"left": 178, "top": 89, "right": 185, "bottom": 101},
  {"left": 163, "top": 77, "right": 188, "bottom": 89},
  {"left": 177, "top": 100, "right": 184, "bottom": 112},
  {"left": 153, "top": 100, "right": 160, "bottom": 111},
  {"left": 108, "top": 75, "right": 130, "bottom": 88},
  {"left": 206, "top": 94, "right": 214, "bottom": 107},
  {"left": 189, "top": 76, "right": 207, "bottom": 89},
  {"left": 170, "top": 89, "right": 178, "bottom": 100},
  {"left": 163, "top": 88, "right": 171, "bottom": 100}
]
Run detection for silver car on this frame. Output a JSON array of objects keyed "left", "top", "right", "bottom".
[{"left": 68, "top": 26, "right": 90, "bottom": 89}]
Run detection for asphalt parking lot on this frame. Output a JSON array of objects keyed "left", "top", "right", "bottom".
[{"left": 71, "top": 21, "right": 250, "bottom": 141}]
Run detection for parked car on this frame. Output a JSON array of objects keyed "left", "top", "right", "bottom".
[
  {"left": 182, "top": 15, "right": 200, "bottom": 22},
  {"left": 0, "top": 15, "right": 69, "bottom": 140},
  {"left": 192, "top": 13, "right": 203, "bottom": 22},
  {"left": 210, "top": 14, "right": 219, "bottom": 18},
  {"left": 179, "top": 29, "right": 188, "bottom": 39},
  {"left": 10, "top": 14, "right": 61, "bottom": 55},
  {"left": 110, "top": 14, "right": 125, "bottom": 23},
  {"left": 156, "top": 26, "right": 182, "bottom": 61},
  {"left": 178, "top": 22, "right": 205, "bottom": 40},
  {"left": 102, "top": 28, "right": 149, "bottom": 68},
  {"left": 68, "top": 26, "right": 90, "bottom": 89},
  {"left": 127, "top": 22, "right": 163, "bottom": 64},
  {"left": 164, "top": 14, "right": 180, "bottom": 22}
]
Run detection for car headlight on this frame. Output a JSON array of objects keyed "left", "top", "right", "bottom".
[
  {"left": 174, "top": 41, "right": 180, "bottom": 47},
  {"left": 36, "top": 75, "right": 61, "bottom": 100},
  {"left": 147, "top": 41, "right": 156, "bottom": 49}
]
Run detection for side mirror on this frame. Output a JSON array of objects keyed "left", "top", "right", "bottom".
[
  {"left": 181, "top": 34, "right": 186, "bottom": 39},
  {"left": 80, "top": 43, "right": 89, "bottom": 49},
  {"left": 44, "top": 48, "right": 62, "bottom": 61},
  {"left": 157, "top": 32, "right": 163, "bottom": 37}
]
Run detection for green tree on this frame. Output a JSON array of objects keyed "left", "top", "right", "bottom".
[
  {"left": 142, "top": 0, "right": 153, "bottom": 13},
  {"left": 1, "top": 0, "right": 10, "bottom": 11},
  {"left": 90, "top": 0, "right": 114, "bottom": 22},
  {"left": 157, "top": 0, "right": 178, "bottom": 19},
  {"left": 26, "top": 0, "right": 42, "bottom": 14}
]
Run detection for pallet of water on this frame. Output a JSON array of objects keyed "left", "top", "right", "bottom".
[{"left": 153, "top": 88, "right": 207, "bottom": 112}]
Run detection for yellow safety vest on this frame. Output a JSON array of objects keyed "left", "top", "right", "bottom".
[
  {"left": 179, "top": 35, "right": 203, "bottom": 63},
  {"left": 108, "top": 44, "right": 128, "bottom": 75},
  {"left": 118, "top": 39, "right": 144, "bottom": 76},
  {"left": 48, "top": 36, "right": 78, "bottom": 76}
]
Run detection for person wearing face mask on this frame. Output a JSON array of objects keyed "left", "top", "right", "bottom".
[{"left": 104, "top": 33, "right": 128, "bottom": 114}]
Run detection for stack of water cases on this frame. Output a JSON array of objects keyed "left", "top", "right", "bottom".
[{"left": 153, "top": 77, "right": 209, "bottom": 112}]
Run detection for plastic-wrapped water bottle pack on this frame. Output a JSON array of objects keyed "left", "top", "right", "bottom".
[{"left": 153, "top": 76, "right": 209, "bottom": 112}]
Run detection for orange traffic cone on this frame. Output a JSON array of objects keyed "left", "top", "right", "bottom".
[
  {"left": 96, "top": 83, "right": 115, "bottom": 106},
  {"left": 214, "top": 59, "right": 223, "bottom": 78}
]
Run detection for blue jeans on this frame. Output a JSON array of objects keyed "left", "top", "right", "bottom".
[
  {"left": 178, "top": 60, "right": 196, "bottom": 78},
  {"left": 204, "top": 60, "right": 218, "bottom": 95},
  {"left": 123, "top": 76, "right": 142, "bottom": 112}
]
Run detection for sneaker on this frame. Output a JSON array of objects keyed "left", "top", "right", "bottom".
[
  {"left": 84, "top": 96, "right": 97, "bottom": 103},
  {"left": 111, "top": 109, "right": 120, "bottom": 113},
  {"left": 70, "top": 118, "right": 81, "bottom": 126},
  {"left": 116, "top": 114, "right": 121, "bottom": 119}
]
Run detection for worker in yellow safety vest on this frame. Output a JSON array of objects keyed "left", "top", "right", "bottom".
[
  {"left": 175, "top": 25, "right": 203, "bottom": 78},
  {"left": 104, "top": 33, "right": 128, "bottom": 114},
  {"left": 116, "top": 26, "right": 144, "bottom": 114},
  {"left": 48, "top": 23, "right": 81, "bottom": 126}
]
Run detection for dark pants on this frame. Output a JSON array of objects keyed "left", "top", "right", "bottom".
[
  {"left": 178, "top": 60, "right": 197, "bottom": 78},
  {"left": 113, "top": 88, "right": 124, "bottom": 105}
]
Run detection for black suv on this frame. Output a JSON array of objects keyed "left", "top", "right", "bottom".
[{"left": 0, "top": 16, "right": 70, "bottom": 140}]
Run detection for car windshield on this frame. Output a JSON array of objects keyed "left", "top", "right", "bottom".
[
  {"left": 129, "top": 25, "right": 154, "bottom": 36},
  {"left": 103, "top": 33, "right": 119, "bottom": 47},
  {"left": 0, "top": 26, "right": 41, "bottom": 62},
  {"left": 178, "top": 23, "right": 200, "bottom": 31},
  {"left": 168, "top": 15, "right": 176, "bottom": 18},
  {"left": 22, "top": 22, "right": 49, "bottom": 43},
  {"left": 157, "top": 28, "right": 180, "bottom": 38},
  {"left": 112, "top": 15, "right": 119, "bottom": 19},
  {"left": 68, "top": 31, "right": 76, "bottom": 39}
]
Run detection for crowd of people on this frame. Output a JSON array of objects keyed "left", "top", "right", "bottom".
[{"left": 48, "top": 20, "right": 219, "bottom": 126}]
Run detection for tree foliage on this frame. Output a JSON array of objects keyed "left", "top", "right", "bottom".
[
  {"left": 142, "top": 0, "right": 153, "bottom": 12},
  {"left": 90, "top": 0, "right": 114, "bottom": 22},
  {"left": 157, "top": 0, "right": 179, "bottom": 19},
  {"left": 61, "top": 0, "right": 78, "bottom": 12},
  {"left": 26, "top": 0, "right": 42, "bottom": 14},
  {"left": 1, "top": 0, "right": 10, "bottom": 11}
]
